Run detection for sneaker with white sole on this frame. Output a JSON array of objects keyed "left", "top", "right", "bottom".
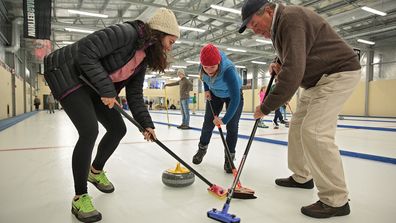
[
  {"left": 71, "top": 194, "right": 102, "bottom": 223},
  {"left": 258, "top": 122, "right": 269, "bottom": 128},
  {"left": 88, "top": 170, "right": 115, "bottom": 193}
]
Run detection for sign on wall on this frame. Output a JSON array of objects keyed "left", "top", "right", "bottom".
[{"left": 23, "top": 0, "right": 51, "bottom": 39}]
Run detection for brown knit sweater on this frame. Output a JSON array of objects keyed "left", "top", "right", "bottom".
[
  {"left": 165, "top": 77, "right": 193, "bottom": 100},
  {"left": 261, "top": 4, "right": 361, "bottom": 115}
]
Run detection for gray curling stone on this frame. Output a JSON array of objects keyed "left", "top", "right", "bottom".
[{"left": 162, "top": 163, "right": 195, "bottom": 187}]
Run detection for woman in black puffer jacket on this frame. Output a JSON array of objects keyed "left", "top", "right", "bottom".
[{"left": 44, "top": 8, "right": 180, "bottom": 223}]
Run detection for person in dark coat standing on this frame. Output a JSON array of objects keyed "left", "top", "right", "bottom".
[
  {"left": 33, "top": 96, "right": 40, "bottom": 111},
  {"left": 164, "top": 69, "right": 193, "bottom": 129},
  {"left": 44, "top": 8, "right": 180, "bottom": 222}
]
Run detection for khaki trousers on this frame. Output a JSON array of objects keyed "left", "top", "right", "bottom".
[{"left": 288, "top": 70, "right": 361, "bottom": 207}]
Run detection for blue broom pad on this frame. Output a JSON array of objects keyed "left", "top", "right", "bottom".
[{"left": 207, "top": 206, "right": 240, "bottom": 223}]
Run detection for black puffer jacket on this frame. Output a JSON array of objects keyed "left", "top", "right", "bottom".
[{"left": 44, "top": 20, "right": 154, "bottom": 129}]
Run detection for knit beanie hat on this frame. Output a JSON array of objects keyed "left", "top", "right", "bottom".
[
  {"left": 200, "top": 44, "right": 221, "bottom": 66},
  {"left": 148, "top": 8, "right": 180, "bottom": 38}
]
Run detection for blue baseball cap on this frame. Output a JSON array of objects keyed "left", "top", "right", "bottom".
[{"left": 238, "top": 0, "right": 269, "bottom": 33}]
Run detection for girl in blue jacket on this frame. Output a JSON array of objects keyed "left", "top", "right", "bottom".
[{"left": 192, "top": 44, "right": 243, "bottom": 173}]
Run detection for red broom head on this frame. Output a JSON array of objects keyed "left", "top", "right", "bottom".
[{"left": 207, "top": 185, "right": 227, "bottom": 198}]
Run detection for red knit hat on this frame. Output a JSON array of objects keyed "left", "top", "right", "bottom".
[{"left": 200, "top": 44, "right": 221, "bottom": 66}]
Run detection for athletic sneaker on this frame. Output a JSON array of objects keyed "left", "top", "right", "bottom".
[
  {"left": 180, "top": 125, "right": 192, "bottom": 129},
  {"left": 88, "top": 170, "right": 115, "bottom": 193},
  {"left": 72, "top": 194, "right": 102, "bottom": 223},
  {"left": 280, "top": 120, "right": 289, "bottom": 125},
  {"left": 280, "top": 120, "right": 289, "bottom": 128},
  {"left": 273, "top": 121, "right": 279, "bottom": 129},
  {"left": 258, "top": 122, "right": 269, "bottom": 128}
]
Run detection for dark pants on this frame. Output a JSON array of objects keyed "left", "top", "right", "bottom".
[
  {"left": 199, "top": 92, "right": 243, "bottom": 154},
  {"left": 60, "top": 86, "right": 126, "bottom": 195},
  {"left": 273, "top": 108, "right": 284, "bottom": 125}
]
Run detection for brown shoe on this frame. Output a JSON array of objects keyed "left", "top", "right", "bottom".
[
  {"left": 275, "top": 176, "right": 314, "bottom": 189},
  {"left": 301, "top": 200, "right": 350, "bottom": 218}
]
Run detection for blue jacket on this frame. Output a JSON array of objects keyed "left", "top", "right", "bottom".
[{"left": 201, "top": 51, "right": 242, "bottom": 124}]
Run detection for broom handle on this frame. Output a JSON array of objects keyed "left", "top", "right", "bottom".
[
  {"left": 79, "top": 75, "right": 214, "bottom": 187},
  {"left": 225, "top": 72, "right": 276, "bottom": 204},
  {"left": 164, "top": 88, "right": 170, "bottom": 125},
  {"left": 207, "top": 100, "right": 237, "bottom": 171},
  {"left": 208, "top": 100, "right": 243, "bottom": 189}
]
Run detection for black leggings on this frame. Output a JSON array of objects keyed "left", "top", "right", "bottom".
[{"left": 60, "top": 86, "right": 126, "bottom": 195}]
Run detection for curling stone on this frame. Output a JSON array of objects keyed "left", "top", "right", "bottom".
[{"left": 162, "top": 163, "right": 195, "bottom": 187}]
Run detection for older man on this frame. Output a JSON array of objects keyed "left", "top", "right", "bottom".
[
  {"left": 239, "top": 0, "right": 361, "bottom": 218},
  {"left": 165, "top": 69, "right": 193, "bottom": 129}
]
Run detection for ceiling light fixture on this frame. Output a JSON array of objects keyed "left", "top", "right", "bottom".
[
  {"left": 251, "top": 61, "right": 267, "bottom": 65},
  {"left": 255, "top": 39, "right": 272, "bottom": 44},
  {"left": 235, "top": 65, "right": 246, "bottom": 69},
  {"left": 68, "top": 9, "right": 109, "bottom": 18},
  {"left": 179, "top": 26, "right": 206, "bottom": 33},
  {"left": 210, "top": 4, "right": 241, "bottom": 15},
  {"left": 361, "top": 6, "right": 387, "bottom": 16},
  {"left": 171, "top": 65, "right": 187, "bottom": 69},
  {"left": 61, "top": 41, "right": 75, "bottom": 45},
  {"left": 357, "top": 39, "right": 375, "bottom": 45},
  {"left": 64, "top": 27, "right": 95, "bottom": 34},
  {"left": 227, "top": 48, "right": 247, "bottom": 53},
  {"left": 186, "top": 60, "right": 200, "bottom": 64}
]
